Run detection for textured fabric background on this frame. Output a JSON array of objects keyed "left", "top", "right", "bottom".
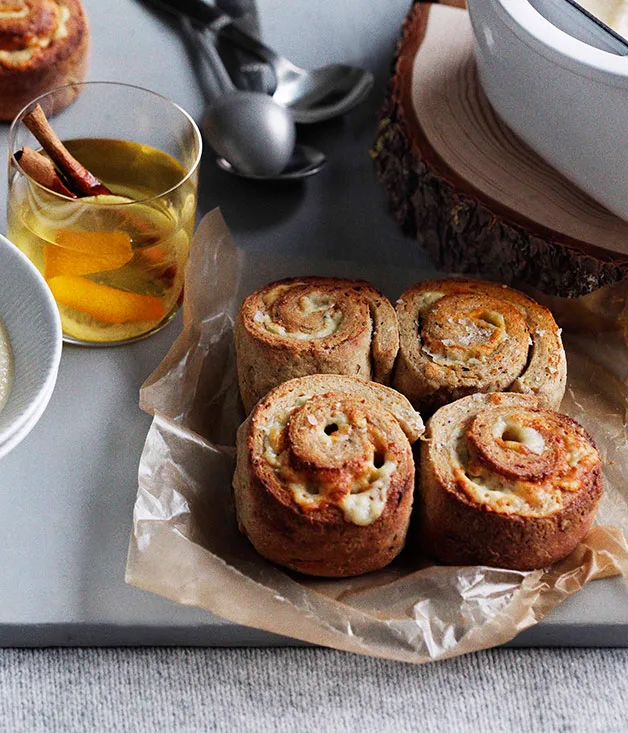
[{"left": 0, "top": 647, "right": 625, "bottom": 732}]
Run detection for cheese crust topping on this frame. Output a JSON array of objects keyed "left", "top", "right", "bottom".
[
  {"left": 260, "top": 392, "right": 405, "bottom": 526},
  {"left": 453, "top": 407, "right": 599, "bottom": 517},
  {"left": 0, "top": 1, "right": 71, "bottom": 68},
  {"left": 253, "top": 282, "right": 346, "bottom": 341},
  {"left": 418, "top": 292, "right": 527, "bottom": 371}
]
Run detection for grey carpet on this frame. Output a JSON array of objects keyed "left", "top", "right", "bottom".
[{"left": 0, "top": 647, "right": 626, "bottom": 732}]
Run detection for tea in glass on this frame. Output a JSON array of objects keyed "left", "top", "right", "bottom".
[{"left": 7, "top": 83, "right": 202, "bottom": 345}]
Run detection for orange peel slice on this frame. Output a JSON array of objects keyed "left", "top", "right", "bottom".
[
  {"left": 44, "top": 230, "right": 134, "bottom": 279},
  {"left": 48, "top": 275, "right": 166, "bottom": 324}
]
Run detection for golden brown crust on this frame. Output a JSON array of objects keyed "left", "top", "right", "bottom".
[
  {"left": 233, "top": 374, "right": 424, "bottom": 577},
  {"left": 393, "top": 278, "right": 567, "bottom": 414},
  {"left": 417, "top": 392, "right": 603, "bottom": 570},
  {"left": 0, "top": 0, "right": 89, "bottom": 121},
  {"left": 0, "top": 0, "right": 57, "bottom": 50},
  {"left": 234, "top": 276, "right": 399, "bottom": 413}
]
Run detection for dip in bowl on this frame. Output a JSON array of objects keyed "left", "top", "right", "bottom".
[{"left": 0, "top": 232, "right": 62, "bottom": 458}]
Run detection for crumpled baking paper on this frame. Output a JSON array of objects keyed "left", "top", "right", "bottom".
[{"left": 126, "top": 208, "right": 628, "bottom": 663}]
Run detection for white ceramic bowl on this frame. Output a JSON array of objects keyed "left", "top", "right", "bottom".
[
  {"left": 0, "top": 233, "right": 62, "bottom": 459},
  {"left": 467, "top": 0, "right": 628, "bottom": 221}
]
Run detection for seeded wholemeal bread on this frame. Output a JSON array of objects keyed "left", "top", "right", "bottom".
[
  {"left": 235, "top": 277, "right": 399, "bottom": 413},
  {"left": 417, "top": 392, "right": 602, "bottom": 570},
  {"left": 393, "top": 278, "right": 567, "bottom": 414},
  {"left": 233, "top": 374, "right": 424, "bottom": 577}
]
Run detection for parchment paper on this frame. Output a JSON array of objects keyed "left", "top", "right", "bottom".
[{"left": 126, "top": 209, "right": 628, "bottom": 663}]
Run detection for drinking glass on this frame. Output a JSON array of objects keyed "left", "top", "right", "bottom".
[{"left": 7, "top": 82, "right": 202, "bottom": 345}]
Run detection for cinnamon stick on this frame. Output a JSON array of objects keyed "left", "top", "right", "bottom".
[
  {"left": 15, "top": 147, "right": 78, "bottom": 198},
  {"left": 22, "top": 104, "right": 111, "bottom": 197}
]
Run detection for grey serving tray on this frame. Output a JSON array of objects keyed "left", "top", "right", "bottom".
[{"left": 0, "top": 0, "right": 626, "bottom": 648}]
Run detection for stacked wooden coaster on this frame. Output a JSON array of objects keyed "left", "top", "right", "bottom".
[{"left": 373, "top": 0, "right": 628, "bottom": 296}]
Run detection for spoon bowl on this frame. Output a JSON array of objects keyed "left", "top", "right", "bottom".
[
  {"left": 267, "top": 60, "right": 374, "bottom": 124},
  {"left": 201, "top": 90, "right": 296, "bottom": 177},
  {"left": 180, "top": 18, "right": 297, "bottom": 178},
  {"left": 216, "top": 143, "right": 325, "bottom": 181},
  {"left": 143, "top": 0, "right": 327, "bottom": 179}
]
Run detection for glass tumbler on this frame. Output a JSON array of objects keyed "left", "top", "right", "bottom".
[{"left": 7, "top": 82, "right": 202, "bottom": 346}]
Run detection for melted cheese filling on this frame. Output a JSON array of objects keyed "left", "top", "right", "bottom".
[
  {"left": 493, "top": 416, "right": 545, "bottom": 455},
  {"left": 460, "top": 468, "right": 564, "bottom": 517},
  {"left": 417, "top": 291, "right": 444, "bottom": 308},
  {"left": 261, "top": 398, "right": 397, "bottom": 526},
  {"left": 423, "top": 310, "right": 509, "bottom": 365},
  {"left": 455, "top": 429, "right": 597, "bottom": 517},
  {"left": 55, "top": 3, "right": 69, "bottom": 38},
  {"left": 423, "top": 346, "right": 486, "bottom": 367},
  {"left": 261, "top": 310, "right": 342, "bottom": 339},
  {"left": 257, "top": 292, "right": 343, "bottom": 340},
  {"left": 289, "top": 459, "right": 397, "bottom": 526},
  {"left": 0, "top": 6, "right": 29, "bottom": 19},
  {"left": 0, "top": 4, "right": 69, "bottom": 66}
]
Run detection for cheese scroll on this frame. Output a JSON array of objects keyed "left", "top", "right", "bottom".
[
  {"left": 418, "top": 393, "right": 602, "bottom": 570},
  {"left": 233, "top": 374, "right": 424, "bottom": 577},
  {"left": 393, "top": 278, "right": 566, "bottom": 414},
  {"left": 235, "top": 277, "right": 399, "bottom": 412}
]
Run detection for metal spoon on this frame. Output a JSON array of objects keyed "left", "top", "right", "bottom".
[
  {"left": 216, "top": 143, "right": 325, "bottom": 181},
  {"left": 191, "top": 25, "right": 296, "bottom": 177},
  {"left": 181, "top": 19, "right": 326, "bottom": 180},
  {"left": 142, "top": 0, "right": 374, "bottom": 123}
]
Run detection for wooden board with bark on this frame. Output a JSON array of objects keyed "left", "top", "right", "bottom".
[{"left": 373, "top": 0, "right": 628, "bottom": 296}]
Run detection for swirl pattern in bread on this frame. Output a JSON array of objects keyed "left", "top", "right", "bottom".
[
  {"left": 233, "top": 374, "right": 424, "bottom": 577},
  {"left": 393, "top": 278, "right": 567, "bottom": 413},
  {"left": 0, "top": 0, "right": 89, "bottom": 121},
  {"left": 418, "top": 392, "right": 602, "bottom": 570},
  {"left": 235, "top": 276, "right": 399, "bottom": 412}
]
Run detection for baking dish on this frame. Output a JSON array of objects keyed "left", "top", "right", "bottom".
[{"left": 467, "top": 0, "right": 628, "bottom": 221}]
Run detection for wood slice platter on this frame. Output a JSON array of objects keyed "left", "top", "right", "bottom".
[{"left": 373, "top": 1, "right": 628, "bottom": 297}]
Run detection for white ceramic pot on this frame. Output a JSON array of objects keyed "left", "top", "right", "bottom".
[{"left": 467, "top": 0, "right": 628, "bottom": 221}]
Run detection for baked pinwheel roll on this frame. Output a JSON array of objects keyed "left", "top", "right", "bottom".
[
  {"left": 233, "top": 374, "right": 424, "bottom": 577},
  {"left": 418, "top": 393, "right": 602, "bottom": 570},
  {"left": 0, "top": 0, "right": 89, "bottom": 121},
  {"left": 393, "top": 278, "right": 567, "bottom": 413},
  {"left": 235, "top": 277, "right": 399, "bottom": 413}
]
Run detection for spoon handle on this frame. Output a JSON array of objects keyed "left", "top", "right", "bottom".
[
  {"left": 180, "top": 17, "right": 235, "bottom": 97},
  {"left": 177, "top": 16, "right": 223, "bottom": 103},
  {"left": 195, "top": 27, "right": 236, "bottom": 94},
  {"left": 161, "top": 0, "right": 225, "bottom": 27},
  {"left": 145, "top": 0, "right": 281, "bottom": 66}
]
